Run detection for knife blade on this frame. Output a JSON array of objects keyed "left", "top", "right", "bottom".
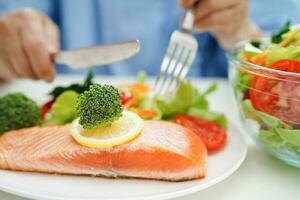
[{"left": 54, "top": 40, "right": 140, "bottom": 69}]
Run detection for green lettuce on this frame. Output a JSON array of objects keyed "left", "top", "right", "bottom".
[
  {"left": 271, "top": 20, "right": 291, "bottom": 44},
  {"left": 137, "top": 97, "right": 162, "bottom": 120},
  {"left": 136, "top": 70, "right": 147, "bottom": 83},
  {"left": 242, "top": 100, "right": 289, "bottom": 129},
  {"left": 234, "top": 69, "right": 252, "bottom": 94},
  {"left": 46, "top": 91, "right": 79, "bottom": 125},
  {"left": 49, "top": 71, "right": 94, "bottom": 98},
  {"left": 266, "top": 45, "right": 300, "bottom": 66},
  {"left": 153, "top": 82, "right": 228, "bottom": 128},
  {"left": 259, "top": 128, "right": 300, "bottom": 160},
  {"left": 281, "top": 25, "right": 300, "bottom": 45},
  {"left": 242, "top": 100, "right": 300, "bottom": 159}
]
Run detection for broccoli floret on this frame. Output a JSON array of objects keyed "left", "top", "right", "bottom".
[
  {"left": 0, "top": 93, "right": 40, "bottom": 134},
  {"left": 77, "top": 84, "right": 122, "bottom": 129}
]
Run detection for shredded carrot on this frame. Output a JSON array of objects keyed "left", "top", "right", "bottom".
[
  {"left": 249, "top": 52, "right": 268, "bottom": 66},
  {"left": 136, "top": 108, "right": 156, "bottom": 119},
  {"left": 279, "top": 29, "right": 300, "bottom": 47},
  {"left": 127, "top": 83, "right": 150, "bottom": 97},
  {"left": 290, "top": 38, "right": 300, "bottom": 46},
  {"left": 242, "top": 53, "right": 255, "bottom": 62},
  {"left": 123, "top": 97, "right": 139, "bottom": 109}
]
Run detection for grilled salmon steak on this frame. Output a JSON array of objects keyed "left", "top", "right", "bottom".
[{"left": 0, "top": 121, "right": 206, "bottom": 181}]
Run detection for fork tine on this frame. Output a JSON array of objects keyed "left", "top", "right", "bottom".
[
  {"left": 159, "top": 47, "right": 185, "bottom": 95},
  {"left": 155, "top": 43, "right": 184, "bottom": 95},
  {"left": 153, "top": 43, "right": 177, "bottom": 93},
  {"left": 178, "top": 51, "right": 196, "bottom": 80},
  {"left": 155, "top": 10, "right": 197, "bottom": 96},
  {"left": 172, "top": 50, "right": 196, "bottom": 90},
  {"left": 163, "top": 48, "right": 191, "bottom": 94}
]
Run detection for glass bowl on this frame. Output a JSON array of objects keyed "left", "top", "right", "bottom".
[{"left": 228, "top": 40, "right": 300, "bottom": 168}]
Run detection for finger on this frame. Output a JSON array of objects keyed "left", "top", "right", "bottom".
[
  {"left": 42, "top": 15, "right": 60, "bottom": 53},
  {"left": 19, "top": 13, "right": 55, "bottom": 82},
  {"left": 194, "top": 0, "right": 239, "bottom": 21},
  {"left": 194, "top": 4, "right": 239, "bottom": 32},
  {"left": 0, "top": 56, "right": 18, "bottom": 79},
  {"left": 6, "top": 34, "right": 37, "bottom": 79},
  {"left": 0, "top": 17, "right": 22, "bottom": 79},
  {"left": 179, "top": 0, "right": 198, "bottom": 9}
]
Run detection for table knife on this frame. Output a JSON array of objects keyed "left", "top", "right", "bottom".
[{"left": 54, "top": 40, "right": 140, "bottom": 69}]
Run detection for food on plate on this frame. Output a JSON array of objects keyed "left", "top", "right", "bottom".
[
  {"left": 0, "top": 93, "right": 40, "bottom": 134},
  {"left": 118, "top": 76, "right": 228, "bottom": 151},
  {"left": 44, "top": 91, "right": 79, "bottom": 125},
  {"left": 77, "top": 84, "right": 122, "bottom": 129},
  {"left": 121, "top": 79, "right": 228, "bottom": 129},
  {"left": 174, "top": 114, "right": 227, "bottom": 151},
  {"left": 0, "top": 71, "right": 227, "bottom": 180},
  {"left": 49, "top": 71, "right": 94, "bottom": 98},
  {"left": 232, "top": 22, "right": 300, "bottom": 164},
  {"left": 71, "top": 110, "right": 143, "bottom": 148},
  {"left": 0, "top": 121, "right": 206, "bottom": 181},
  {"left": 40, "top": 71, "right": 95, "bottom": 121}
]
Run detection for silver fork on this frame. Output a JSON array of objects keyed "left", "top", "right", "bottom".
[{"left": 153, "top": 10, "right": 198, "bottom": 95}]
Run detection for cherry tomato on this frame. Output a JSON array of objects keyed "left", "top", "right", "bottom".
[
  {"left": 40, "top": 98, "right": 56, "bottom": 119},
  {"left": 174, "top": 114, "right": 227, "bottom": 152},
  {"left": 120, "top": 93, "right": 133, "bottom": 105},
  {"left": 249, "top": 59, "right": 300, "bottom": 124}
]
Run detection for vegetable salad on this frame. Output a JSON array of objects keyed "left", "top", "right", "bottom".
[{"left": 233, "top": 21, "right": 300, "bottom": 162}]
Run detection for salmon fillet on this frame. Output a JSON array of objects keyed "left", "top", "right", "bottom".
[{"left": 0, "top": 121, "right": 206, "bottom": 181}]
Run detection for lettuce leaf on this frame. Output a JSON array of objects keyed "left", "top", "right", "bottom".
[
  {"left": 260, "top": 130, "right": 284, "bottom": 148},
  {"left": 242, "top": 100, "right": 289, "bottom": 129},
  {"left": 153, "top": 82, "right": 228, "bottom": 128},
  {"left": 45, "top": 91, "right": 79, "bottom": 125},
  {"left": 154, "top": 82, "right": 194, "bottom": 118},
  {"left": 266, "top": 46, "right": 300, "bottom": 66},
  {"left": 281, "top": 26, "right": 300, "bottom": 44},
  {"left": 234, "top": 69, "right": 252, "bottom": 94},
  {"left": 271, "top": 20, "right": 291, "bottom": 44},
  {"left": 49, "top": 71, "right": 94, "bottom": 98},
  {"left": 138, "top": 97, "right": 162, "bottom": 120},
  {"left": 276, "top": 129, "right": 300, "bottom": 147},
  {"left": 242, "top": 100, "right": 300, "bottom": 160},
  {"left": 259, "top": 128, "right": 300, "bottom": 160},
  {"left": 136, "top": 70, "right": 147, "bottom": 83}
]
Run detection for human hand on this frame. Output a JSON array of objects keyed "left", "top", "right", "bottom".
[
  {"left": 0, "top": 8, "right": 60, "bottom": 82},
  {"left": 179, "top": 0, "right": 264, "bottom": 49}
]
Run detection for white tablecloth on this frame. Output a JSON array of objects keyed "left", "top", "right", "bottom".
[{"left": 1, "top": 76, "right": 299, "bottom": 200}]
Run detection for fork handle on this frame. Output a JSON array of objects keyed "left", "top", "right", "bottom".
[{"left": 182, "top": 10, "right": 194, "bottom": 31}]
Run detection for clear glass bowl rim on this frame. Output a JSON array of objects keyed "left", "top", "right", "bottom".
[{"left": 228, "top": 39, "right": 300, "bottom": 79}]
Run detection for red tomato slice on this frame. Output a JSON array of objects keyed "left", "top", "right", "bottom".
[
  {"left": 174, "top": 114, "right": 227, "bottom": 152},
  {"left": 120, "top": 92, "right": 133, "bottom": 105},
  {"left": 249, "top": 59, "right": 300, "bottom": 124},
  {"left": 269, "top": 59, "right": 300, "bottom": 72},
  {"left": 40, "top": 98, "right": 56, "bottom": 119}
]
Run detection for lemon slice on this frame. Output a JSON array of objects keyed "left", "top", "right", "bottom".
[{"left": 71, "top": 111, "right": 144, "bottom": 148}]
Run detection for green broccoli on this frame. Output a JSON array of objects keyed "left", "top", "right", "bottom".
[
  {"left": 0, "top": 93, "right": 40, "bottom": 134},
  {"left": 77, "top": 84, "right": 122, "bottom": 129}
]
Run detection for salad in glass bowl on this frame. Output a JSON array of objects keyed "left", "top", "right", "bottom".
[{"left": 229, "top": 22, "right": 300, "bottom": 168}]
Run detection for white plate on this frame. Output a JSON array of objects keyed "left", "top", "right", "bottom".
[{"left": 0, "top": 76, "right": 247, "bottom": 200}]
